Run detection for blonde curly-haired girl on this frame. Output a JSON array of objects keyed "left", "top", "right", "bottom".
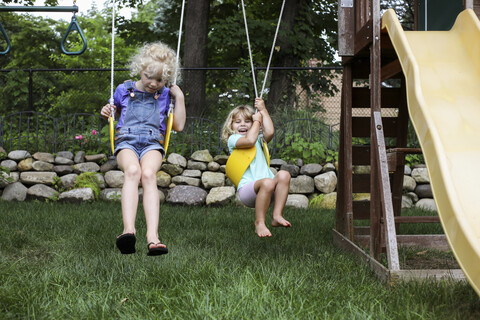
[{"left": 100, "top": 41, "right": 186, "bottom": 256}]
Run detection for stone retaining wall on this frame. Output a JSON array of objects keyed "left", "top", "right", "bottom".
[{"left": 0, "top": 147, "right": 436, "bottom": 210}]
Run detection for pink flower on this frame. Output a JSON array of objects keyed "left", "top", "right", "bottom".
[
  {"left": 91, "top": 130, "right": 98, "bottom": 135},
  {"left": 75, "top": 135, "right": 83, "bottom": 140}
]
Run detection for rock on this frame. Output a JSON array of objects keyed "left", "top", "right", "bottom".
[
  {"left": 105, "top": 170, "right": 124, "bottom": 188},
  {"left": 85, "top": 154, "right": 107, "bottom": 163},
  {"left": 172, "top": 176, "right": 201, "bottom": 187},
  {"left": 99, "top": 188, "right": 122, "bottom": 201},
  {"left": 166, "top": 153, "right": 187, "bottom": 168},
  {"left": 314, "top": 171, "right": 337, "bottom": 194},
  {"left": 213, "top": 155, "right": 228, "bottom": 165},
  {"left": 403, "top": 175, "right": 417, "bottom": 192},
  {"left": 187, "top": 160, "right": 207, "bottom": 170},
  {"left": 33, "top": 152, "right": 54, "bottom": 163},
  {"left": 182, "top": 169, "right": 202, "bottom": 178},
  {"left": 322, "top": 163, "right": 336, "bottom": 173},
  {"left": 201, "top": 171, "right": 225, "bottom": 189},
  {"left": 407, "top": 192, "right": 419, "bottom": 203},
  {"left": 1, "top": 182, "right": 28, "bottom": 201},
  {"left": 166, "top": 185, "right": 207, "bottom": 206},
  {"left": 17, "top": 158, "right": 33, "bottom": 171},
  {"left": 300, "top": 163, "right": 323, "bottom": 176},
  {"left": 415, "top": 198, "right": 437, "bottom": 211},
  {"left": 59, "top": 188, "right": 95, "bottom": 202},
  {"left": 60, "top": 173, "right": 78, "bottom": 190},
  {"left": 269, "top": 159, "right": 287, "bottom": 167},
  {"left": 280, "top": 164, "right": 300, "bottom": 177},
  {"left": 20, "top": 172, "right": 57, "bottom": 185},
  {"left": 289, "top": 175, "right": 315, "bottom": 194},
  {"left": 404, "top": 165, "right": 412, "bottom": 175},
  {"left": 156, "top": 171, "right": 171, "bottom": 188},
  {"left": 72, "top": 162, "right": 100, "bottom": 173},
  {"left": 206, "top": 186, "right": 236, "bottom": 205},
  {"left": 207, "top": 161, "right": 220, "bottom": 172},
  {"left": 415, "top": 184, "right": 433, "bottom": 198},
  {"left": 32, "top": 160, "right": 54, "bottom": 172},
  {"left": 53, "top": 165, "right": 73, "bottom": 175},
  {"left": 190, "top": 150, "right": 213, "bottom": 163},
  {"left": 294, "top": 158, "right": 304, "bottom": 167},
  {"left": 161, "top": 163, "right": 184, "bottom": 176},
  {"left": 94, "top": 173, "right": 106, "bottom": 189},
  {"left": 353, "top": 165, "right": 370, "bottom": 174},
  {"left": 0, "top": 172, "right": 19, "bottom": 188},
  {"left": 27, "top": 184, "right": 57, "bottom": 201},
  {"left": 1, "top": 159, "right": 17, "bottom": 171},
  {"left": 74, "top": 151, "right": 86, "bottom": 163},
  {"left": 353, "top": 193, "right": 370, "bottom": 201},
  {"left": 285, "top": 194, "right": 309, "bottom": 209},
  {"left": 8, "top": 150, "right": 31, "bottom": 161},
  {"left": 56, "top": 151, "right": 74, "bottom": 160},
  {"left": 319, "top": 192, "right": 337, "bottom": 209},
  {"left": 100, "top": 158, "right": 117, "bottom": 172},
  {"left": 411, "top": 167, "right": 430, "bottom": 183},
  {"left": 402, "top": 195, "right": 414, "bottom": 209},
  {"left": 55, "top": 157, "right": 74, "bottom": 165}
]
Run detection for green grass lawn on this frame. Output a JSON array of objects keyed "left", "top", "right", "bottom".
[{"left": 0, "top": 201, "right": 479, "bottom": 319}]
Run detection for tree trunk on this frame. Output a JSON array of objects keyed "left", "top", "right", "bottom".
[
  {"left": 183, "top": 0, "right": 210, "bottom": 117},
  {"left": 266, "top": 0, "right": 303, "bottom": 110}
]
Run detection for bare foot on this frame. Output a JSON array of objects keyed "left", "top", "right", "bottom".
[
  {"left": 272, "top": 217, "right": 292, "bottom": 228},
  {"left": 255, "top": 224, "right": 272, "bottom": 237}
]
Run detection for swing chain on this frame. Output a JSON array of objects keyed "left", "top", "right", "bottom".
[{"left": 72, "top": 0, "right": 76, "bottom": 16}]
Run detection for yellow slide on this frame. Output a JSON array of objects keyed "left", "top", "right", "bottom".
[{"left": 382, "top": 9, "right": 480, "bottom": 295}]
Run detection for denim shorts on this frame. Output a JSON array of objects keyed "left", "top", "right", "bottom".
[{"left": 114, "top": 127, "right": 165, "bottom": 160}]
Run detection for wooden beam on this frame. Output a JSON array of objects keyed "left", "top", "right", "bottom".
[
  {"left": 381, "top": 59, "right": 402, "bottom": 81},
  {"left": 332, "top": 229, "right": 390, "bottom": 283},
  {"left": 373, "top": 112, "right": 400, "bottom": 271},
  {"left": 338, "top": 0, "right": 355, "bottom": 56},
  {"left": 354, "top": 19, "right": 373, "bottom": 55},
  {"left": 394, "top": 216, "right": 440, "bottom": 224}
]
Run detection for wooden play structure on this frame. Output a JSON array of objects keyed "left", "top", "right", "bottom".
[{"left": 334, "top": 0, "right": 480, "bottom": 295}]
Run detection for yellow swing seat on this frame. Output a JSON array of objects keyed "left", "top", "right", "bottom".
[
  {"left": 109, "top": 115, "right": 115, "bottom": 154},
  {"left": 225, "top": 140, "right": 270, "bottom": 188},
  {"left": 163, "top": 111, "right": 174, "bottom": 158}
]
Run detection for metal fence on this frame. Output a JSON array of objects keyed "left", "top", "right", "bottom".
[
  {"left": 0, "top": 111, "right": 341, "bottom": 158},
  {"left": 0, "top": 67, "right": 419, "bottom": 158},
  {"left": 0, "top": 66, "right": 343, "bottom": 121}
]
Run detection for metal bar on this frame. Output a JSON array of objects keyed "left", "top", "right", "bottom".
[
  {"left": 0, "top": 6, "right": 78, "bottom": 12},
  {"left": 0, "top": 67, "right": 342, "bottom": 73}
]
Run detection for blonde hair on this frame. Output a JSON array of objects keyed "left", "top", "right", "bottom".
[
  {"left": 129, "top": 42, "right": 181, "bottom": 85},
  {"left": 221, "top": 105, "right": 255, "bottom": 143}
]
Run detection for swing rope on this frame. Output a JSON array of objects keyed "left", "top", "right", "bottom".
[
  {"left": 108, "top": 0, "right": 116, "bottom": 154},
  {"left": 173, "top": 0, "right": 186, "bottom": 86},
  {"left": 240, "top": 0, "right": 286, "bottom": 100},
  {"left": 163, "top": 0, "right": 186, "bottom": 157},
  {"left": 109, "top": 0, "right": 116, "bottom": 107}
]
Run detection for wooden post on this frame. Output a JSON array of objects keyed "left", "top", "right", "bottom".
[
  {"left": 338, "top": 0, "right": 355, "bottom": 56},
  {"left": 373, "top": 112, "right": 400, "bottom": 271}
]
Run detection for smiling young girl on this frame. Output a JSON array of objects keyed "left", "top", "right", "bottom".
[
  {"left": 100, "top": 42, "right": 186, "bottom": 256},
  {"left": 222, "top": 98, "right": 291, "bottom": 237}
]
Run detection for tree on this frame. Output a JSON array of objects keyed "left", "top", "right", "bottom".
[{"left": 183, "top": 0, "right": 209, "bottom": 117}]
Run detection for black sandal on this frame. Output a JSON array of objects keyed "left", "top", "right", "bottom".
[
  {"left": 116, "top": 233, "right": 136, "bottom": 254},
  {"left": 147, "top": 242, "right": 168, "bottom": 256}
]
